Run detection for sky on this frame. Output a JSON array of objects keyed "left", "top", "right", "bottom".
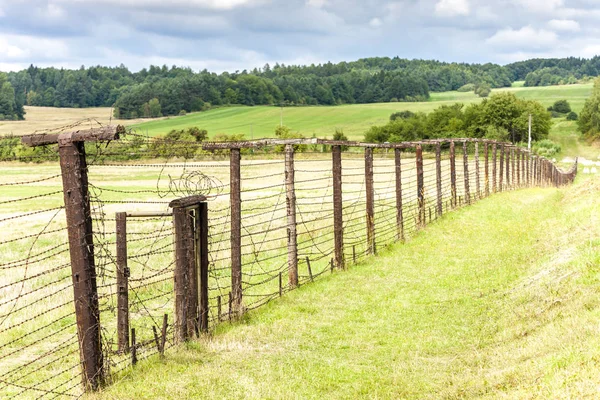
[{"left": 0, "top": 0, "right": 599, "bottom": 73}]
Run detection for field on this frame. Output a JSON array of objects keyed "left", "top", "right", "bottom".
[
  {"left": 89, "top": 173, "right": 600, "bottom": 399},
  {"left": 128, "top": 83, "right": 593, "bottom": 141},
  {"left": 1, "top": 83, "right": 593, "bottom": 149},
  {"left": 0, "top": 106, "right": 161, "bottom": 137}
]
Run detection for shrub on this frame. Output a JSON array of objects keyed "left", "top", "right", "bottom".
[
  {"left": 457, "top": 83, "right": 476, "bottom": 92},
  {"left": 390, "top": 110, "right": 415, "bottom": 121},
  {"left": 566, "top": 111, "right": 578, "bottom": 121},
  {"left": 532, "top": 139, "right": 561, "bottom": 158}
]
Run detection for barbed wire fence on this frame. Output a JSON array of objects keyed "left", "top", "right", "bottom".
[{"left": 0, "top": 124, "right": 578, "bottom": 398}]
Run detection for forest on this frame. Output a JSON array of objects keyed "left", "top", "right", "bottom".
[{"left": 1, "top": 56, "right": 599, "bottom": 121}]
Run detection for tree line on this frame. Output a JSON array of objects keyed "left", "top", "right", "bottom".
[{"left": 2, "top": 56, "right": 600, "bottom": 121}]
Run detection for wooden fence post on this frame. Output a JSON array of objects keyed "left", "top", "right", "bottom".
[
  {"left": 365, "top": 147, "right": 376, "bottom": 254},
  {"left": 285, "top": 144, "right": 299, "bottom": 287},
  {"left": 499, "top": 144, "right": 504, "bottom": 192},
  {"left": 332, "top": 145, "right": 344, "bottom": 269},
  {"left": 116, "top": 212, "right": 129, "bottom": 354},
  {"left": 416, "top": 144, "right": 425, "bottom": 226},
  {"left": 474, "top": 142, "right": 480, "bottom": 199},
  {"left": 463, "top": 141, "right": 470, "bottom": 205},
  {"left": 516, "top": 148, "right": 521, "bottom": 188},
  {"left": 484, "top": 142, "right": 490, "bottom": 197},
  {"left": 394, "top": 148, "right": 404, "bottom": 241},
  {"left": 230, "top": 148, "right": 243, "bottom": 314},
  {"left": 185, "top": 209, "right": 198, "bottom": 337},
  {"left": 435, "top": 143, "right": 442, "bottom": 216},
  {"left": 509, "top": 147, "right": 514, "bottom": 189},
  {"left": 172, "top": 207, "right": 190, "bottom": 342},
  {"left": 197, "top": 203, "right": 209, "bottom": 332},
  {"left": 492, "top": 143, "right": 497, "bottom": 193},
  {"left": 58, "top": 139, "right": 104, "bottom": 390},
  {"left": 450, "top": 141, "right": 457, "bottom": 208}
]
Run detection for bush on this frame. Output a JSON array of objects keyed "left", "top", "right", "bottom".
[
  {"left": 532, "top": 139, "right": 561, "bottom": 158},
  {"left": 457, "top": 83, "right": 476, "bottom": 92},
  {"left": 333, "top": 128, "right": 349, "bottom": 151},
  {"left": 566, "top": 111, "right": 578, "bottom": 121},
  {"left": 390, "top": 110, "right": 415, "bottom": 121},
  {"left": 548, "top": 99, "right": 571, "bottom": 114}
]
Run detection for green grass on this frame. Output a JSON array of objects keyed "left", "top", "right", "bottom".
[
  {"left": 130, "top": 83, "right": 593, "bottom": 141},
  {"left": 91, "top": 175, "right": 600, "bottom": 400}
]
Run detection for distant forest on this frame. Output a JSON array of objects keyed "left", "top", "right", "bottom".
[{"left": 2, "top": 56, "right": 600, "bottom": 120}]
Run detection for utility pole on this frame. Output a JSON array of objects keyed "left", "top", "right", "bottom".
[{"left": 528, "top": 113, "right": 532, "bottom": 151}]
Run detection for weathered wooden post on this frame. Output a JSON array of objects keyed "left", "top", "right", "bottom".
[
  {"left": 332, "top": 145, "right": 344, "bottom": 269},
  {"left": 492, "top": 143, "right": 497, "bottom": 193},
  {"left": 115, "top": 212, "right": 129, "bottom": 354},
  {"left": 435, "top": 142, "right": 443, "bottom": 216},
  {"left": 463, "top": 141, "right": 470, "bottom": 205},
  {"left": 365, "top": 147, "right": 376, "bottom": 254},
  {"left": 474, "top": 142, "right": 480, "bottom": 199},
  {"left": 21, "top": 125, "right": 124, "bottom": 391},
  {"left": 509, "top": 147, "right": 514, "bottom": 189},
  {"left": 285, "top": 144, "right": 299, "bottom": 287},
  {"left": 516, "top": 148, "right": 521, "bottom": 188},
  {"left": 394, "top": 148, "right": 404, "bottom": 241},
  {"left": 170, "top": 195, "right": 208, "bottom": 340},
  {"left": 499, "top": 144, "right": 504, "bottom": 192},
  {"left": 450, "top": 141, "right": 457, "bottom": 208},
  {"left": 230, "top": 148, "right": 243, "bottom": 314},
  {"left": 484, "top": 142, "right": 490, "bottom": 197},
  {"left": 416, "top": 144, "right": 425, "bottom": 226}
]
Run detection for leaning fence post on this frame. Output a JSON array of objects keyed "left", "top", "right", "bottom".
[
  {"left": 365, "top": 147, "right": 375, "bottom": 254},
  {"left": 332, "top": 145, "right": 344, "bottom": 269},
  {"left": 58, "top": 138, "right": 104, "bottom": 390},
  {"left": 435, "top": 143, "right": 442, "bottom": 216},
  {"left": 285, "top": 144, "right": 299, "bottom": 287},
  {"left": 450, "top": 141, "right": 457, "bottom": 208},
  {"left": 474, "top": 142, "right": 480, "bottom": 199},
  {"left": 394, "top": 148, "right": 404, "bottom": 241},
  {"left": 416, "top": 144, "right": 425, "bottom": 226},
  {"left": 230, "top": 148, "right": 243, "bottom": 314},
  {"left": 116, "top": 212, "right": 129, "bottom": 354},
  {"left": 463, "top": 141, "right": 470, "bottom": 205}
]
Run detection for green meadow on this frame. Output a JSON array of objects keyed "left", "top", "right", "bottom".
[{"left": 130, "top": 83, "right": 593, "bottom": 143}]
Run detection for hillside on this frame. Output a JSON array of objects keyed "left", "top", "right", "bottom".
[{"left": 91, "top": 174, "right": 600, "bottom": 399}]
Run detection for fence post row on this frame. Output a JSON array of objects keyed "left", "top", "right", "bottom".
[
  {"left": 450, "top": 141, "right": 457, "bottom": 208},
  {"left": 332, "top": 145, "right": 345, "bottom": 269},
  {"left": 484, "top": 143, "right": 490, "bottom": 197},
  {"left": 416, "top": 144, "right": 425, "bottom": 226},
  {"left": 506, "top": 146, "right": 510, "bottom": 190},
  {"left": 474, "top": 142, "right": 480, "bottom": 199},
  {"left": 116, "top": 212, "right": 129, "bottom": 354},
  {"left": 285, "top": 144, "right": 299, "bottom": 288},
  {"left": 435, "top": 143, "right": 443, "bottom": 217},
  {"left": 395, "top": 148, "right": 405, "bottom": 241},
  {"left": 365, "top": 147, "right": 376, "bottom": 254},
  {"left": 516, "top": 148, "right": 521, "bottom": 188},
  {"left": 492, "top": 143, "right": 497, "bottom": 193},
  {"left": 463, "top": 141, "right": 470, "bottom": 205}
]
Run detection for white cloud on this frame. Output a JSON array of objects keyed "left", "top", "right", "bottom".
[
  {"left": 0, "top": 34, "right": 69, "bottom": 61},
  {"left": 511, "top": 0, "right": 563, "bottom": 13},
  {"left": 369, "top": 17, "right": 382, "bottom": 28},
  {"left": 307, "top": 0, "right": 327, "bottom": 8},
  {"left": 580, "top": 44, "right": 600, "bottom": 58},
  {"left": 434, "top": 0, "right": 469, "bottom": 17},
  {"left": 56, "top": 0, "right": 261, "bottom": 10},
  {"left": 487, "top": 26, "right": 557, "bottom": 50},
  {"left": 547, "top": 19, "right": 581, "bottom": 32}
]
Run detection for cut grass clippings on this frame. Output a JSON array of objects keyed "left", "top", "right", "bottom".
[{"left": 91, "top": 175, "right": 600, "bottom": 400}]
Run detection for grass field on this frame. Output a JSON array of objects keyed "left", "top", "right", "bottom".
[
  {"left": 127, "top": 83, "right": 593, "bottom": 141},
  {"left": 89, "top": 174, "right": 600, "bottom": 399}
]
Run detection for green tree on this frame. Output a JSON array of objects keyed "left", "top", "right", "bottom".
[
  {"left": 548, "top": 99, "right": 571, "bottom": 114},
  {"left": 578, "top": 77, "right": 600, "bottom": 141},
  {"left": 148, "top": 98, "right": 162, "bottom": 117}
]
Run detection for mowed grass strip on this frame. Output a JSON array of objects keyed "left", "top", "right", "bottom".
[{"left": 91, "top": 176, "right": 600, "bottom": 400}]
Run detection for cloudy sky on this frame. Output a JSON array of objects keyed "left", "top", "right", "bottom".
[{"left": 0, "top": 0, "right": 599, "bottom": 73}]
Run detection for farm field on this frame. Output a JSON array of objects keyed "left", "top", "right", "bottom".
[
  {"left": 129, "top": 83, "right": 593, "bottom": 141},
  {"left": 0, "top": 106, "right": 161, "bottom": 137},
  {"left": 90, "top": 174, "right": 600, "bottom": 399},
  {"left": 1, "top": 83, "right": 593, "bottom": 148}
]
